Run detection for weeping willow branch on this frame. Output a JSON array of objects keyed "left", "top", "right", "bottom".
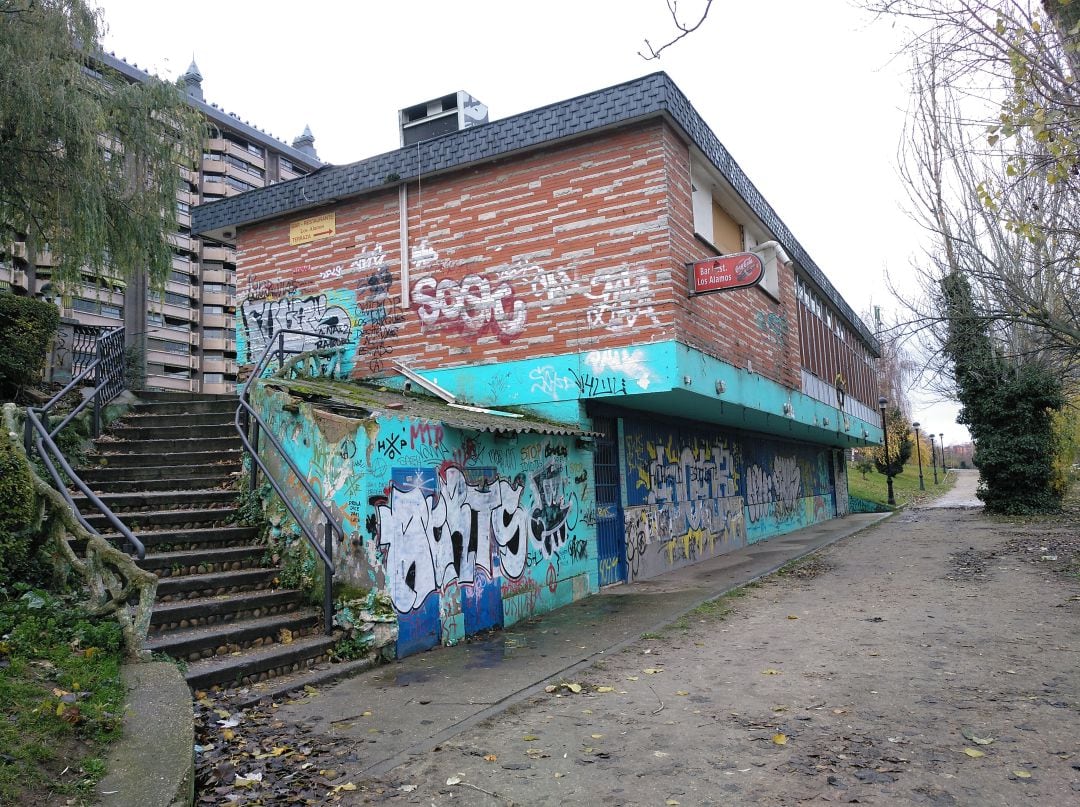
[{"left": 3, "top": 403, "right": 158, "bottom": 659}]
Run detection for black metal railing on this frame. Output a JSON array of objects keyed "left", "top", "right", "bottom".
[
  {"left": 236, "top": 329, "right": 347, "bottom": 635},
  {"left": 24, "top": 325, "right": 144, "bottom": 558}
]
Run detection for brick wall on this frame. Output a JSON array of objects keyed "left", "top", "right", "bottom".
[{"left": 235, "top": 120, "right": 805, "bottom": 394}]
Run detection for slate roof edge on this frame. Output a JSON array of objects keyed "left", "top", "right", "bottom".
[{"left": 192, "top": 71, "right": 878, "bottom": 354}]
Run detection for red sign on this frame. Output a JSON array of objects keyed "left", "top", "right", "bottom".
[{"left": 689, "top": 252, "right": 764, "bottom": 294}]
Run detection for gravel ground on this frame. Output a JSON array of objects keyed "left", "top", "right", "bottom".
[{"left": 344, "top": 488, "right": 1080, "bottom": 805}]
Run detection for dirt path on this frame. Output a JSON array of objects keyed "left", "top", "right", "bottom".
[{"left": 349, "top": 500, "right": 1080, "bottom": 805}]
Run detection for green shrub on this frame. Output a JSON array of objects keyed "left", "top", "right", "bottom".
[
  {"left": 0, "top": 294, "right": 60, "bottom": 396},
  {"left": 0, "top": 433, "right": 37, "bottom": 587}
]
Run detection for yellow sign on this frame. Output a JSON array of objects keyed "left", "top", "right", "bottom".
[{"left": 289, "top": 212, "right": 336, "bottom": 246}]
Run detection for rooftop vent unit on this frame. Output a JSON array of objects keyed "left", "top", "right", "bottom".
[{"left": 398, "top": 91, "right": 488, "bottom": 147}]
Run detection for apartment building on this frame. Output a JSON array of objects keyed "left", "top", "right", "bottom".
[{"left": 0, "top": 54, "right": 322, "bottom": 393}]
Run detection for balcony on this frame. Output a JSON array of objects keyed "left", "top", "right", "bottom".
[
  {"left": 225, "top": 140, "right": 265, "bottom": 169},
  {"left": 146, "top": 373, "right": 194, "bottom": 392},
  {"left": 202, "top": 290, "right": 229, "bottom": 307},
  {"left": 201, "top": 267, "right": 227, "bottom": 285},
  {"left": 202, "top": 177, "right": 227, "bottom": 197},
  {"left": 202, "top": 244, "right": 235, "bottom": 264}
]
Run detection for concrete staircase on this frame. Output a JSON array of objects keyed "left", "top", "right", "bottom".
[{"left": 74, "top": 391, "right": 338, "bottom": 691}]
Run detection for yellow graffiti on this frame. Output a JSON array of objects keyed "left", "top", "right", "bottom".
[{"left": 664, "top": 527, "right": 715, "bottom": 565}]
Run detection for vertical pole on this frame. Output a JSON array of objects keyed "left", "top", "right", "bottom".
[
  {"left": 930, "top": 434, "right": 939, "bottom": 485},
  {"left": 277, "top": 332, "right": 285, "bottom": 372},
  {"left": 323, "top": 522, "right": 334, "bottom": 635},
  {"left": 879, "top": 399, "right": 895, "bottom": 506},
  {"left": 23, "top": 414, "right": 33, "bottom": 455},
  {"left": 939, "top": 434, "right": 945, "bottom": 472},
  {"left": 249, "top": 416, "right": 260, "bottom": 490},
  {"left": 913, "top": 423, "right": 925, "bottom": 491}
]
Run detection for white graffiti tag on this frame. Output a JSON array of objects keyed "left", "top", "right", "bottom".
[
  {"left": 745, "top": 456, "right": 803, "bottom": 523},
  {"left": 584, "top": 348, "right": 655, "bottom": 390},
  {"left": 528, "top": 365, "right": 574, "bottom": 400},
  {"left": 412, "top": 272, "right": 527, "bottom": 336},
  {"left": 377, "top": 468, "right": 529, "bottom": 613},
  {"left": 239, "top": 294, "right": 351, "bottom": 363},
  {"left": 585, "top": 265, "right": 660, "bottom": 332}
]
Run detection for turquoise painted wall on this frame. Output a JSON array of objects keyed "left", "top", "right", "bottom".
[{"left": 252, "top": 386, "right": 596, "bottom": 657}]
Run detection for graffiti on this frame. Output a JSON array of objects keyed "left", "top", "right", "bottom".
[
  {"left": 585, "top": 264, "right": 660, "bottom": 332},
  {"left": 637, "top": 440, "right": 739, "bottom": 506},
  {"left": 755, "top": 310, "right": 789, "bottom": 347},
  {"left": 567, "top": 535, "right": 588, "bottom": 562},
  {"left": 529, "top": 365, "right": 574, "bottom": 400},
  {"left": 377, "top": 435, "right": 408, "bottom": 460},
  {"left": 598, "top": 556, "right": 621, "bottom": 585},
  {"left": 239, "top": 293, "right": 352, "bottom": 362},
  {"left": 529, "top": 266, "right": 579, "bottom": 310},
  {"left": 338, "top": 439, "right": 357, "bottom": 460},
  {"left": 412, "top": 238, "right": 439, "bottom": 269},
  {"left": 412, "top": 271, "right": 527, "bottom": 337},
  {"left": 357, "top": 254, "right": 398, "bottom": 373},
  {"left": 320, "top": 265, "right": 345, "bottom": 281},
  {"left": 409, "top": 421, "right": 444, "bottom": 449},
  {"left": 570, "top": 370, "right": 627, "bottom": 397},
  {"left": 241, "top": 277, "right": 298, "bottom": 302},
  {"left": 376, "top": 467, "right": 530, "bottom": 613},
  {"left": 584, "top": 348, "right": 655, "bottom": 391},
  {"left": 530, "top": 460, "right": 575, "bottom": 556},
  {"left": 501, "top": 575, "right": 541, "bottom": 623},
  {"left": 746, "top": 456, "right": 802, "bottom": 523}
]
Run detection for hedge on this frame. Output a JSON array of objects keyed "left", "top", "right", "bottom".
[{"left": 0, "top": 293, "right": 60, "bottom": 395}]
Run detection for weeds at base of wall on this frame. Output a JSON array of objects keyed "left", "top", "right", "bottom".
[{"left": 331, "top": 589, "right": 397, "bottom": 662}]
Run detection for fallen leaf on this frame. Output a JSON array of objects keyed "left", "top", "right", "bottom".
[
  {"left": 666, "top": 801, "right": 681, "bottom": 806},
  {"left": 446, "top": 775, "right": 462, "bottom": 786},
  {"left": 523, "top": 734, "right": 540, "bottom": 741},
  {"left": 1012, "top": 770, "right": 1031, "bottom": 778},
  {"left": 643, "top": 668, "right": 664, "bottom": 675},
  {"left": 591, "top": 734, "right": 603, "bottom": 739},
  {"left": 235, "top": 771, "right": 263, "bottom": 787},
  {"left": 332, "top": 782, "right": 357, "bottom": 793},
  {"left": 565, "top": 683, "right": 582, "bottom": 694},
  {"left": 675, "top": 690, "right": 689, "bottom": 696},
  {"left": 484, "top": 754, "right": 497, "bottom": 762},
  {"left": 596, "top": 686, "right": 615, "bottom": 693},
  {"left": 654, "top": 751, "right": 669, "bottom": 758},
  {"left": 787, "top": 615, "right": 799, "bottom": 620},
  {"left": 961, "top": 728, "right": 995, "bottom": 745},
  {"left": 772, "top": 733, "right": 789, "bottom": 745},
  {"left": 544, "top": 685, "right": 557, "bottom": 693},
  {"left": 221, "top": 728, "right": 236, "bottom": 742},
  {"left": 626, "top": 676, "right": 639, "bottom": 681},
  {"left": 762, "top": 669, "right": 782, "bottom": 676},
  {"left": 963, "top": 748, "right": 985, "bottom": 758},
  {"left": 399, "top": 784, "right": 418, "bottom": 792},
  {"left": 581, "top": 709, "right": 593, "bottom": 714}
]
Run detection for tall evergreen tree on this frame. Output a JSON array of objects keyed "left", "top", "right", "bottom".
[
  {"left": 942, "top": 270, "right": 1064, "bottom": 513},
  {"left": 0, "top": 0, "right": 201, "bottom": 289}
]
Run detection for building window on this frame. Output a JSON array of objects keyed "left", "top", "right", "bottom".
[
  {"left": 72, "top": 298, "right": 122, "bottom": 319},
  {"left": 148, "top": 337, "right": 190, "bottom": 356}
]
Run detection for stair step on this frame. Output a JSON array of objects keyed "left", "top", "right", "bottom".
[
  {"left": 145, "top": 611, "right": 321, "bottom": 661},
  {"left": 229, "top": 656, "right": 380, "bottom": 709},
  {"left": 84, "top": 506, "right": 239, "bottom": 531},
  {"left": 136, "top": 391, "right": 237, "bottom": 403},
  {"left": 83, "top": 449, "right": 243, "bottom": 468},
  {"left": 184, "top": 633, "right": 339, "bottom": 691},
  {"left": 109, "top": 423, "right": 238, "bottom": 441},
  {"left": 78, "top": 462, "right": 240, "bottom": 483},
  {"left": 103, "top": 525, "right": 260, "bottom": 550},
  {"left": 127, "top": 400, "right": 237, "bottom": 416},
  {"left": 87, "top": 475, "right": 238, "bottom": 493},
  {"left": 93, "top": 436, "right": 240, "bottom": 456},
  {"left": 138, "top": 545, "right": 267, "bottom": 576},
  {"left": 156, "top": 567, "right": 280, "bottom": 599},
  {"left": 119, "top": 411, "right": 238, "bottom": 428},
  {"left": 74, "top": 488, "right": 237, "bottom": 512},
  {"left": 150, "top": 589, "right": 306, "bottom": 629}
]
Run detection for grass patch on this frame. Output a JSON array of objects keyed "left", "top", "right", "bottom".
[
  {"left": 0, "top": 590, "right": 127, "bottom": 805},
  {"left": 848, "top": 461, "right": 956, "bottom": 508}
]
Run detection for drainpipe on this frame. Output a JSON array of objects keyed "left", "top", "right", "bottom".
[{"left": 398, "top": 183, "right": 410, "bottom": 308}]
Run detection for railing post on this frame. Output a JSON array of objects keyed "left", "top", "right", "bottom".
[
  {"left": 277, "top": 332, "right": 285, "bottom": 372},
  {"left": 23, "top": 414, "right": 33, "bottom": 455},
  {"left": 323, "top": 521, "right": 334, "bottom": 636},
  {"left": 249, "top": 417, "right": 260, "bottom": 490}
]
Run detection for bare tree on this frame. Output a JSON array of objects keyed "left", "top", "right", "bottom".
[
  {"left": 869, "top": 1, "right": 1080, "bottom": 393},
  {"left": 640, "top": 0, "right": 715, "bottom": 60}
]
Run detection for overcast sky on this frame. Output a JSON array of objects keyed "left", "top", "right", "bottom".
[{"left": 93, "top": 0, "right": 970, "bottom": 444}]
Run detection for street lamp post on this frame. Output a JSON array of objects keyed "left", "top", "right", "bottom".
[
  {"left": 913, "top": 421, "right": 925, "bottom": 491},
  {"left": 939, "top": 433, "right": 945, "bottom": 472},
  {"left": 878, "top": 396, "right": 896, "bottom": 506},
  {"left": 929, "top": 432, "right": 939, "bottom": 485}
]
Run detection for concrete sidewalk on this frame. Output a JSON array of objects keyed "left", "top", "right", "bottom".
[{"left": 276, "top": 511, "right": 890, "bottom": 776}]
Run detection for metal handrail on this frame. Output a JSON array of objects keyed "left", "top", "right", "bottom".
[
  {"left": 236, "top": 329, "right": 348, "bottom": 636},
  {"left": 24, "top": 325, "right": 144, "bottom": 558}
]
